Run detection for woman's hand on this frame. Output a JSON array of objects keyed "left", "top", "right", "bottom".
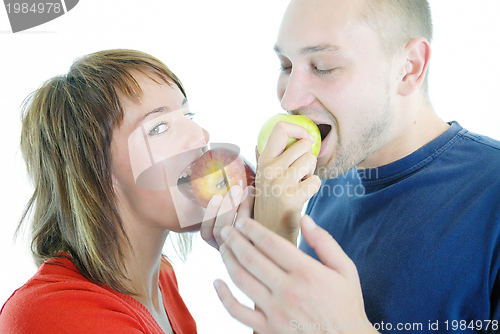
[
  {"left": 214, "top": 215, "right": 378, "bottom": 334},
  {"left": 200, "top": 185, "right": 255, "bottom": 249},
  {"left": 254, "top": 121, "right": 322, "bottom": 244}
]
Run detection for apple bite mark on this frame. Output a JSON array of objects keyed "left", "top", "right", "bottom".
[{"left": 189, "top": 147, "right": 256, "bottom": 208}]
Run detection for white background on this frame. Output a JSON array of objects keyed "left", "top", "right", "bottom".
[{"left": 0, "top": 1, "right": 499, "bottom": 333}]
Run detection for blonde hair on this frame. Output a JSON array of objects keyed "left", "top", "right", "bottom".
[
  {"left": 19, "top": 49, "right": 192, "bottom": 294},
  {"left": 359, "top": 0, "right": 433, "bottom": 91}
]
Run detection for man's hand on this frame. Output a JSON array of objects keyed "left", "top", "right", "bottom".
[
  {"left": 213, "top": 215, "right": 378, "bottom": 334},
  {"left": 254, "top": 121, "right": 321, "bottom": 244},
  {"left": 200, "top": 185, "right": 255, "bottom": 249}
]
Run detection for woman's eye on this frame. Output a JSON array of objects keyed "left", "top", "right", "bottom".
[
  {"left": 279, "top": 65, "right": 292, "bottom": 73},
  {"left": 183, "top": 112, "right": 196, "bottom": 120},
  {"left": 148, "top": 122, "right": 169, "bottom": 136}
]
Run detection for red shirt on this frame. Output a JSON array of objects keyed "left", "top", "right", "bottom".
[{"left": 0, "top": 255, "right": 197, "bottom": 333}]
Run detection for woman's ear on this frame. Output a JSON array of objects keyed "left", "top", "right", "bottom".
[{"left": 398, "top": 37, "right": 432, "bottom": 96}]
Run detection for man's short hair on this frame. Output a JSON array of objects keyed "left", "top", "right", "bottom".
[
  {"left": 360, "top": 0, "right": 433, "bottom": 55},
  {"left": 359, "top": 0, "right": 433, "bottom": 93}
]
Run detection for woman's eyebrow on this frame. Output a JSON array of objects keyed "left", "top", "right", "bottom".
[
  {"left": 143, "top": 106, "right": 169, "bottom": 121},
  {"left": 142, "top": 98, "right": 188, "bottom": 121}
]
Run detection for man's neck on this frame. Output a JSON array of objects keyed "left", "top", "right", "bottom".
[{"left": 358, "top": 105, "right": 449, "bottom": 169}]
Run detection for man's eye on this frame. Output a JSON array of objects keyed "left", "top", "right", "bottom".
[
  {"left": 183, "top": 112, "right": 196, "bottom": 120},
  {"left": 148, "top": 122, "right": 169, "bottom": 136},
  {"left": 313, "top": 65, "right": 336, "bottom": 75}
]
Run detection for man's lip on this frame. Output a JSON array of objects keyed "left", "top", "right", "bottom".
[
  {"left": 302, "top": 116, "right": 333, "bottom": 128},
  {"left": 318, "top": 123, "right": 334, "bottom": 158},
  {"left": 299, "top": 116, "right": 334, "bottom": 158},
  {"left": 300, "top": 115, "right": 334, "bottom": 139}
]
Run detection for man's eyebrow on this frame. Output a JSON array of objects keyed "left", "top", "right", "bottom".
[
  {"left": 300, "top": 44, "right": 342, "bottom": 55},
  {"left": 274, "top": 44, "right": 342, "bottom": 56}
]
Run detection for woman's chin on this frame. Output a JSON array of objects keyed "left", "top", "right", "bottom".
[{"left": 172, "top": 222, "right": 202, "bottom": 233}]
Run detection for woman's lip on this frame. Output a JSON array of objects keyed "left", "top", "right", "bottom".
[
  {"left": 178, "top": 159, "right": 197, "bottom": 179},
  {"left": 177, "top": 146, "right": 207, "bottom": 180}
]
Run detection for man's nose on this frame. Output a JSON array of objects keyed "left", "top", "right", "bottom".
[{"left": 279, "top": 70, "right": 315, "bottom": 112}]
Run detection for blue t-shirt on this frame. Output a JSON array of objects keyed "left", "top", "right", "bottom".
[{"left": 301, "top": 122, "right": 500, "bottom": 333}]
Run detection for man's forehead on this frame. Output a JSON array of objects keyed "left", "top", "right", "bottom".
[
  {"left": 276, "top": 0, "right": 364, "bottom": 55},
  {"left": 279, "top": 0, "right": 363, "bottom": 31}
]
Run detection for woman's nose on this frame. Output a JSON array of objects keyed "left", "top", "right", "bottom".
[{"left": 181, "top": 118, "right": 209, "bottom": 151}]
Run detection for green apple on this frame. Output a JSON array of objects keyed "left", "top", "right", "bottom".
[{"left": 257, "top": 113, "right": 322, "bottom": 157}]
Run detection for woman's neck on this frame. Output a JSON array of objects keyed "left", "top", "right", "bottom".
[{"left": 120, "top": 218, "right": 170, "bottom": 311}]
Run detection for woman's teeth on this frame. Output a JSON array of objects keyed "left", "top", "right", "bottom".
[{"left": 179, "top": 167, "right": 193, "bottom": 180}]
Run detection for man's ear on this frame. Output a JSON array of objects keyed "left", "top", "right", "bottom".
[{"left": 398, "top": 37, "right": 432, "bottom": 96}]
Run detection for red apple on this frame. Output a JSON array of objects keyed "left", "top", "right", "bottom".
[{"left": 190, "top": 147, "right": 255, "bottom": 208}]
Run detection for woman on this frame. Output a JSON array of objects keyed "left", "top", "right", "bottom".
[{"left": 0, "top": 49, "right": 252, "bottom": 333}]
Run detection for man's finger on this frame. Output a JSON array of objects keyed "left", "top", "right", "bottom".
[
  {"left": 231, "top": 217, "right": 304, "bottom": 274},
  {"left": 213, "top": 279, "right": 268, "bottom": 332},
  {"left": 300, "top": 215, "right": 356, "bottom": 279},
  {"left": 284, "top": 151, "right": 317, "bottom": 183},
  {"left": 221, "top": 223, "right": 287, "bottom": 291},
  {"left": 261, "top": 121, "right": 313, "bottom": 159},
  {"left": 297, "top": 175, "right": 322, "bottom": 201},
  {"left": 235, "top": 186, "right": 255, "bottom": 222},
  {"left": 255, "top": 145, "right": 261, "bottom": 163},
  {"left": 219, "top": 241, "right": 272, "bottom": 306}
]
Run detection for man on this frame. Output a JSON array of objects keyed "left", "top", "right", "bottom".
[{"left": 207, "top": 0, "right": 500, "bottom": 333}]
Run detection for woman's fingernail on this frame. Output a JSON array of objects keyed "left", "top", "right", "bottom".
[
  {"left": 309, "top": 134, "right": 315, "bottom": 142},
  {"left": 230, "top": 185, "right": 241, "bottom": 197},
  {"left": 210, "top": 194, "right": 223, "bottom": 206},
  {"left": 220, "top": 226, "right": 230, "bottom": 240},
  {"left": 245, "top": 186, "right": 256, "bottom": 198},
  {"left": 234, "top": 217, "right": 244, "bottom": 230},
  {"left": 219, "top": 243, "right": 227, "bottom": 255}
]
